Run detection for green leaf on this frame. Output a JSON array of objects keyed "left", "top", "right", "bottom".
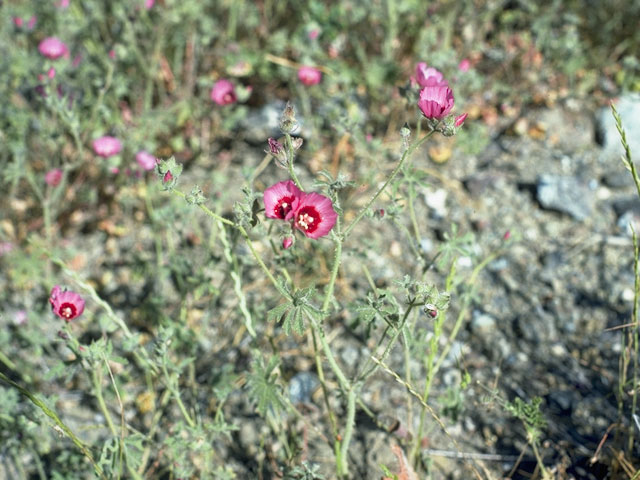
[
  {"left": 246, "top": 352, "right": 284, "bottom": 417},
  {"left": 267, "top": 301, "right": 292, "bottom": 323}
]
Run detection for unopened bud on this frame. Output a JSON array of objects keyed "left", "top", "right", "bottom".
[
  {"left": 424, "top": 304, "right": 438, "bottom": 318},
  {"left": 454, "top": 113, "right": 468, "bottom": 128},
  {"left": 280, "top": 102, "right": 298, "bottom": 134},
  {"left": 283, "top": 236, "right": 294, "bottom": 249},
  {"left": 291, "top": 137, "right": 304, "bottom": 151},
  {"left": 268, "top": 137, "right": 283, "bottom": 155}
]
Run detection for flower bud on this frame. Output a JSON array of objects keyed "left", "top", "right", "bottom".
[
  {"left": 454, "top": 113, "right": 468, "bottom": 128},
  {"left": 283, "top": 236, "right": 294, "bottom": 249},
  {"left": 280, "top": 102, "right": 299, "bottom": 134},
  {"left": 424, "top": 304, "right": 438, "bottom": 318},
  {"left": 266, "top": 138, "right": 288, "bottom": 167}
]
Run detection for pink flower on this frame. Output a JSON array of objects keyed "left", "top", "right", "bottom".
[
  {"left": 144, "top": 0, "right": 155, "bottom": 8},
  {"left": 136, "top": 150, "right": 157, "bottom": 171},
  {"left": 92, "top": 136, "right": 122, "bottom": 157},
  {"left": 458, "top": 58, "right": 471, "bottom": 72},
  {"left": 415, "top": 62, "right": 448, "bottom": 88},
  {"left": 38, "top": 37, "right": 68, "bottom": 60},
  {"left": 454, "top": 113, "right": 468, "bottom": 127},
  {"left": 14, "top": 310, "right": 28, "bottom": 326},
  {"left": 297, "top": 66, "right": 322, "bottom": 86},
  {"left": 283, "top": 237, "right": 294, "bottom": 249},
  {"left": 0, "top": 242, "right": 14, "bottom": 256},
  {"left": 72, "top": 54, "right": 82, "bottom": 67},
  {"left": 27, "top": 16, "right": 37, "bottom": 29},
  {"left": 45, "top": 168, "right": 63, "bottom": 186},
  {"left": 49, "top": 285, "right": 85, "bottom": 322},
  {"left": 13, "top": 17, "right": 23, "bottom": 28},
  {"left": 263, "top": 180, "right": 303, "bottom": 220},
  {"left": 292, "top": 192, "right": 337, "bottom": 239},
  {"left": 308, "top": 29, "right": 319, "bottom": 40},
  {"left": 56, "top": 0, "right": 70, "bottom": 9},
  {"left": 47, "top": 67, "right": 56, "bottom": 79},
  {"left": 210, "top": 79, "right": 237, "bottom": 106},
  {"left": 108, "top": 49, "right": 116, "bottom": 60},
  {"left": 418, "top": 84, "right": 454, "bottom": 119}
]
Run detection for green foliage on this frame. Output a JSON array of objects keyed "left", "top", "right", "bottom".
[
  {"left": 247, "top": 351, "right": 285, "bottom": 417},
  {"left": 283, "top": 462, "right": 326, "bottom": 480},
  {"left": 505, "top": 396, "right": 547, "bottom": 444},
  {"left": 267, "top": 284, "right": 323, "bottom": 335},
  {"left": 436, "top": 224, "right": 476, "bottom": 270}
]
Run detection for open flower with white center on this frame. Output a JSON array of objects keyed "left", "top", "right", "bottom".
[
  {"left": 49, "top": 285, "right": 85, "bottom": 322},
  {"left": 263, "top": 180, "right": 303, "bottom": 220},
  {"left": 293, "top": 192, "right": 337, "bottom": 239}
]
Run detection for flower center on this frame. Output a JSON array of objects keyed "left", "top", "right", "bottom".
[
  {"left": 59, "top": 303, "right": 77, "bottom": 319},
  {"left": 275, "top": 195, "right": 295, "bottom": 219},
  {"left": 296, "top": 206, "right": 320, "bottom": 233}
]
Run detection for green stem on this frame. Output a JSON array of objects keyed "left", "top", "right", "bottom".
[
  {"left": 343, "top": 131, "right": 433, "bottom": 238},
  {"left": 407, "top": 185, "right": 422, "bottom": 245},
  {"left": 92, "top": 366, "right": 118, "bottom": 437},
  {"left": 171, "top": 189, "right": 290, "bottom": 300},
  {"left": 219, "top": 220, "right": 256, "bottom": 337},
  {"left": 284, "top": 133, "right": 304, "bottom": 192},
  {"left": 162, "top": 363, "right": 196, "bottom": 428},
  {"left": 630, "top": 227, "right": 639, "bottom": 455},
  {"left": 338, "top": 386, "right": 358, "bottom": 479},
  {"left": 0, "top": 372, "right": 106, "bottom": 480},
  {"left": 322, "top": 227, "right": 342, "bottom": 313}
]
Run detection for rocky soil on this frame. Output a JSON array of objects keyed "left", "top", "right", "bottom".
[{"left": 2, "top": 94, "right": 640, "bottom": 480}]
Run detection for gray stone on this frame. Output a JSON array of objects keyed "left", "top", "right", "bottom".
[
  {"left": 471, "top": 310, "right": 496, "bottom": 335},
  {"left": 536, "top": 174, "right": 594, "bottom": 220},
  {"left": 340, "top": 345, "right": 360, "bottom": 368},
  {"left": 597, "top": 93, "right": 640, "bottom": 159},
  {"left": 240, "top": 101, "right": 307, "bottom": 144},
  {"left": 288, "top": 372, "right": 319, "bottom": 404}
]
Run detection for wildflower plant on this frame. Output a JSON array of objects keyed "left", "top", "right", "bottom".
[{"left": 8, "top": 1, "right": 629, "bottom": 479}]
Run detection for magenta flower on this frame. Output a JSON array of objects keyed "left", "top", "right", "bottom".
[
  {"left": 49, "top": 285, "right": 85, "bottom": 322},
  {"left": 45, "top": 168, "right": 63, "bottom": 186},
  {"left": 418, "top": 84, "right": 454, "bottom": 119},
  {"left": 136, "top": 150, "right": 157, "bottom": 171},
  {"left": 144, "top": 0, "right": 155, "bottom": 8},
  {"left": 415, "top": 62, "right": 448, "bottom": 88},
  {"left": 297, "top": 66, "right": 322, "bottom": 86},
  {"left": 210, "top": 79, "right": 237, "bottom": 106},
  {"left": 264, "top": 180, "right": 303, "bottom": 220},
  {"left": 163, "top": 171, "right": 173, "bottom": 183},
  {"left": 92, "top": 136, "right": 122, "bottom": 157},
  {"left": 38, "top": 37, "right": 68, "bottom": 60},
  {"left": 292, "top": 192, "right": 337, "bottom": 239},
  {"left": 282, "top": 236, "right": 294, "bottom": 249},
  {"left": 13, "top": 17, "right": 23, "bottom": 28},
  {"left": 458, "top": 59, "right": 471, "bottom": 72}
]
